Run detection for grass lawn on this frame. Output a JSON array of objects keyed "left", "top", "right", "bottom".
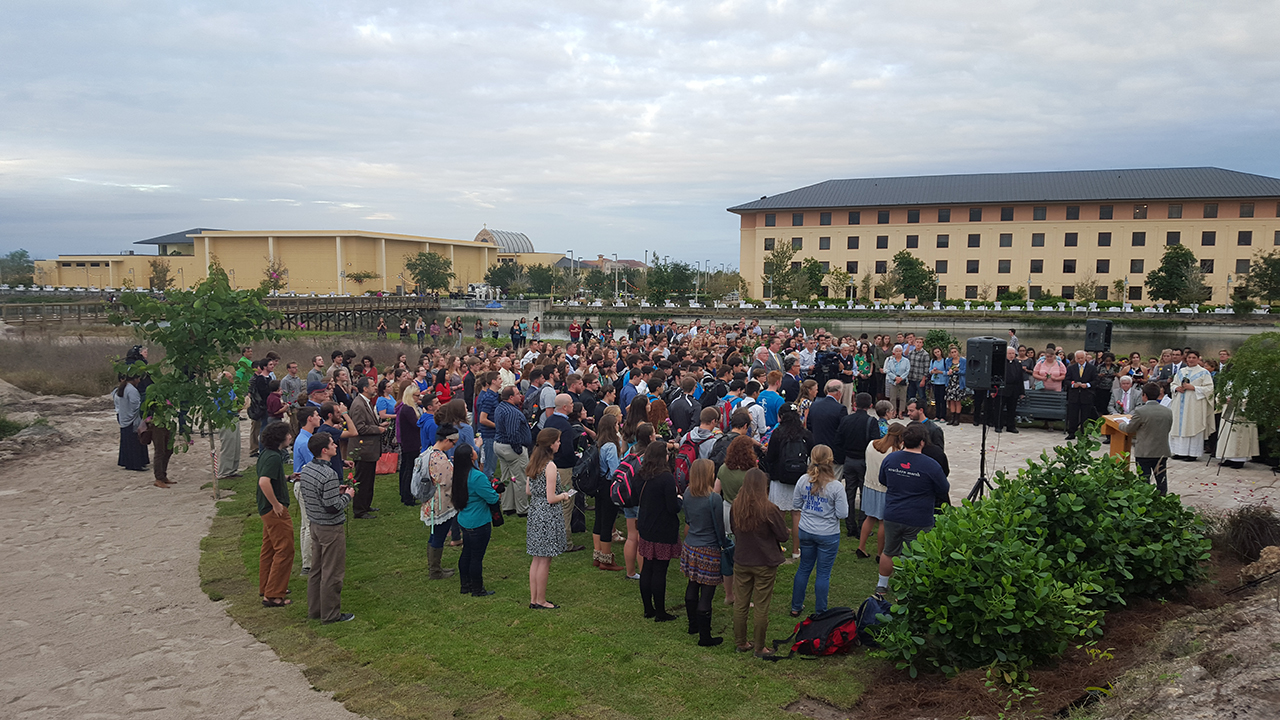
[{"left": 200, "top": 467, "right": 885, "bottom": 719}]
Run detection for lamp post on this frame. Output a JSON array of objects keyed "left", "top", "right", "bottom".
[
  {"left": 177, "top": 267, "right": 184, "bottom": 289},
  {"left": 612, "top": 253, "right": 619, "bottom": 298},
  {"left": 228, "top": 268, "right": 236, "bottom": 288}
]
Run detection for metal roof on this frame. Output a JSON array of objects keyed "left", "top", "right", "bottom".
[
  {"left": 134, "top": 228, "right": 224, "bottom": 245},
  {"left": 474, "top": 228, "right": 535, "bottom": 253},
  {"left": 727, "top": 167, "right": 1280, "bottom": 213}
]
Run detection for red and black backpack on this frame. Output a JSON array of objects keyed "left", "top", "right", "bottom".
[{"left": 767, "top": 607, "right": 859, "bottom": 660}]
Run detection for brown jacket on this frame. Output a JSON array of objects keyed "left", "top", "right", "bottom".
[{"left": 348, "top": 393, "right": 383, "bottom": 438}]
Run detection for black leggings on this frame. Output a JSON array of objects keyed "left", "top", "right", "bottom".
[
  {"left": 639, "top": 558, "right": 671, "bottom": 616},
  {"left": 593, "top": 489, "right": 618, "bottom": 537},
  {"left": 684, "top": 579, "right": 717, "bottom": 613}
]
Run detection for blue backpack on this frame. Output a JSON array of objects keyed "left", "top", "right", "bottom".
[{"left": 855, "top": 595, "right": 892, "bottom": 647}]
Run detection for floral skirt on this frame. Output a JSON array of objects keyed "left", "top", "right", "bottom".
[
  {"left": 680, "top": 543, "right": 723, "bottom": 585},
  {"left": 945, "top": 374, "right": 965, "bottom": 402},
  {"left": 637, "top": 537, "right": 681, "bottom": 561}
]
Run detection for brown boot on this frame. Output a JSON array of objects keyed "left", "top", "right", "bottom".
[
  {"left": 428, "top": 546, "right": 455, "bottom": 580},
  {"left": 597, "top": 552, "right": 623, "bottom": 572}
]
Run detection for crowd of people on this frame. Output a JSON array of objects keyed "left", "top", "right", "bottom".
[{"left": 113, "top": 317, "right": 1259, "bottom": 648}]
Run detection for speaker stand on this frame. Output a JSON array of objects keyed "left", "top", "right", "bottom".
[{"left": 967, "top": 388, "right": 997, "bottom": 502}]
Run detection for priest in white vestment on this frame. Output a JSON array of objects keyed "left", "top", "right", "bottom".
[
  {"left": 1168, "top": 351, "right": 1214, "bottom": 460},
  {"left": 1216, "top": 395, "right": 1260, "bottom": 469}
]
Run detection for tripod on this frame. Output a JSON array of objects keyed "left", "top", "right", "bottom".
[{"left": 967, "top": 386, "right": 1000, "bottom": 502}]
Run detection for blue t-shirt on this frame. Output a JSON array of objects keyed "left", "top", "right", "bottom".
[
  {"left": 314, "top": 424, "right": 345, "bottom": 476},
  {"left": 293, "top": 428, "right": 314, "bottom": 473},
  {"left": 879, "top": 449, "right": 949, "bottom": 528},
  {"left": 758, "top": 390, "right": 785, "bottom": 427},
  {"left": 375, "top": 396, "right": 396, "bottom": 416},
  {"left": 930, "top": 359, "right": 948, "bottom": 385},
  {"left": 474, "top": 389, "right": 499, "bottom": 438}
]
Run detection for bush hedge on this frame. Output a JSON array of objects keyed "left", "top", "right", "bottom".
[{"left": 874, "top": 427, "right": 1210, "bottom": 676}]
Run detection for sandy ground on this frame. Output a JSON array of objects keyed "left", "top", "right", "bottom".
[
  {"left": 0, "top": 393, "right": 360, "bottom": 720},
  {"left": 0, "top": 379, "right": 1274, "bottom": 719}
]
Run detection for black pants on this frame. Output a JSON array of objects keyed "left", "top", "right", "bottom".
[
  {"left": 1136, "top": 457, "right": 1168, "bottom": 495},
  {"left": 459, "top": 522, "right": 492, "bottom": 591},
  {"left": 841, "top": 459, "right": 866, "bottom": 534},
  {"left": 1066, "top": 401, "right": 1091, "bottom": 438},
  {"left": 352, "top": 460, "right": 377, "bottom": 515},
  {"left": 972, "top": 392, "right": 988, "bottom": 425},
  {"left": 398, "top": 450, "right": 416, "bottom": 505},
  {"left": 593, "top": 487, "right": 619, "bottom": 537},
  {"left": 639, "top": 558, "right": 672, "bottom": 617},
  {"left": 992, "top": 394, "right": 1019, "bottom": 431}
]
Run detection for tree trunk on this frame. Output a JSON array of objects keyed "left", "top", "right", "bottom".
[{"left": 210, "top": 426, "right": 220, "bottom": 500}]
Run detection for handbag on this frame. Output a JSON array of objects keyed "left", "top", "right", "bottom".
[
  {"left": 136, "top": 418, "right": 153, "bottom": 445},
  {"left": 489, "top": 503, "right": 505, "bottom": 528},
  {"left": 720, "top": 541, "right": 736, "bottom": 576},
  {"left": 375, "top": 451, "right": 399, "bottom": 475}
]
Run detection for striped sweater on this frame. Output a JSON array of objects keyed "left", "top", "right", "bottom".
[{"left": 299, "top": 459, "right": 350, "bottom": 526}]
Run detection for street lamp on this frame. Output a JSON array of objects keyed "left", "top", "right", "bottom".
[{"left": 612, "top": 253, "right": 619, "bottom": 298}]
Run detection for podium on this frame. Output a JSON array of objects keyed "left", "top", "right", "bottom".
[{"left": 1101, "top": 415, "right": 1132, "bottom": 459}]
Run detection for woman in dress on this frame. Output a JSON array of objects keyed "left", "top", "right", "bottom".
[
  {"left": 636, "top": 440, "right": 682, "bottom": 621},
  {"left": 788, "top": 445, "right": 847, "bottom": 618},
  {"left": 526, "top": 428, "right": 570, "bottom": 609},
  {"left": 855, "top": 345, "right": 873, "bottom": 397},
  {"left": 730, "top": 467, "right": 789, "bottom": 658},
  {"left": 943, "top": 345, "right": 967, "bottom": 426},
  {"left": 592, "top": 414, "right": 625, "bottom": 572},
  {"left": 474, "top": 319, "right": 484, "bottom": 342},
  {"left": 763, "top": 406, "right": 813, "bottom": 561},
  {"left": 928, "top": 346, "right": 948, "bottom": 422},
  {"left": 681, "top": 458, "right": 728, "bottom": 646},
  {"left": 451, "top": 444, "right": 500, "bottom": 597},
  {"left": 797, "top": 379, "right": 818, "bottom": 425},
  {"left": 114, "top": 374, "right": 149, "bottom": 473},
  {"left": 433, "top": 367, "right": 452, "bottom": 404},
  {"left": 396, "top": 384, "right": 422, "bottom": 506},
  {"left": 858, "top": 423, "right": 905, "bottom": 561}
]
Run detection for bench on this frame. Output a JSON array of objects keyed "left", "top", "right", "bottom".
[{"left": 1016, "top": 389, "right": 1068, "bottom": 423}]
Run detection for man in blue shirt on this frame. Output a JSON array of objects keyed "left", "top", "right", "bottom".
[
  {"left": 292, "top": 406, "right": 323, "bottom": 575},
  {"left": 473, "top": 371, "right": 502, "bottom": 480},
  {"left": 876, "top": 424, "right": 949, "bottom": 598},
  {"left": 493, "top": 386, "right": 532, "bottom": 515},
  {"left": 758, "top": 371, "right": 786, "bottom": 427}
]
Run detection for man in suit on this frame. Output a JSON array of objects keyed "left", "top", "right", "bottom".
[
  {"left": 807, "top": 380, "right": 848, "bottom": 461},
  {"left": 834, "top": 392, "right": 880, "bottom": 536},
  {"left": 1064, "top": 350, "right": 1098, "bottom": 440},
  {"left": 780, "top": 356, "right": 801, "bottom": 403},
  {"left": 994, "top": 346, "right": 1026, "bottom": 433},
  {"left": 1120, "top": 383, "right": 1173, "bottom": 494},
  {"left": 1108, "top": 375, "right": 1143, "bottom": 415}
]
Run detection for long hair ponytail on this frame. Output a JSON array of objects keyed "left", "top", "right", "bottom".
[{"left": 450, "top": 444, "right": 474, "bottom": 513}]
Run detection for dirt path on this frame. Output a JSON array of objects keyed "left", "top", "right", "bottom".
[{"left": 0, "top": 407, "right": 360, "bottom": 720}]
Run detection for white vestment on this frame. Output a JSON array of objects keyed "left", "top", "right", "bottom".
[{"left": 1168, "top": 365, "right": 1214, "bottom": 457}]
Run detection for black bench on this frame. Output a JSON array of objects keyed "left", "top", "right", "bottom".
[{"left": 1016, "top": 389, "right": 1068, "bottom": 422}]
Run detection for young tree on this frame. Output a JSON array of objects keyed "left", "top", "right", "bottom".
[
  {"left": 860, "top": 272, "right": 874, "bottom": 302},
  {"left": 1216, "top": 332, "right": 1280, "bottom": 438},
  {"left": 874, "top": 270, "right": 899, "bottom": 301},
  {"left": 526, "top": 264, "right": 555, "bottom": 295},
  {"left": 704, "top": 270, "right": 744, "bottom": 300},
  {"left": 260, "top": 256, "right": 288, "bottom": 294},
  {"left": 583, "top": 268, "right": 611, "bottom": 298},
  {"left": 822, "top": 268, "right": 851, "bottom": 300},
  {"left": 1243, "top": 251, "right": 1280, "bottom": 303},
  {"left": 148, "top": 258, "right": 173, "bottom": 291},
  {"left": 646, "top": 260, "right": 675, "bottom": 304},
  {"left": 978, "top": 283, "right": 993, "bottom": 302},
  {"left": 1074, "top": 270, "right": 1098, "bottom": 304},
  {"left": 761, "top": 242, "right": 797, "bottom": 300},
  {"left": 484, "top": 261, "right": 519, "bottom": 291},
  {"left": 345, "top": 271, "right": 381, "bottom": 289},
  {"left": 1146, "top": 245, "right": 1209, "bottom": 304},
  {"left": 0, "top": 249, "right": 34, "bottom": 285},
  {"left": 404, "top": 251, "right": 456, "bottom": 292},
  {"left": 112, "top": 263, "right": 281, "bottom": 499},
  {"left": 891, "top": 250, "right": 937, "bottom": 301},
  {"left": 791, "top": 258, "right": 825, "bottom": 302},
  {"left": 1113, "top": 278, "right": 1128, "bottom": 301}
]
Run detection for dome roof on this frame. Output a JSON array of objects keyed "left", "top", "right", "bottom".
[{"left": 474, "top": 228, "right": 534, "bottom": 254}]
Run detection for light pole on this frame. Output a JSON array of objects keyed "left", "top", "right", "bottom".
[
  {"left": 228, "top": 269, "right": 236, "bottom": 288},
  {"left": 612, "top": 253, "right": 619, "bottom": 298},
  {"left": 177, "top": 267, "right": 184, "bottom": 289}
]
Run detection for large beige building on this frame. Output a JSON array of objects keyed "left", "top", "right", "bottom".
[
  {"left": 36, "top": 228, "right": 520, "bottom": 293},
  {"left": 730, "top": 167, "right": 1280, "bottom": 303}
]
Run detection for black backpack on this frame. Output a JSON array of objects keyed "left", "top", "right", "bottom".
[
  {"left": 573, "top": 443, "right": 602, "bottom": 496},
  {"left": 780, "top": 439, "right": 810, "bottom": 477}
]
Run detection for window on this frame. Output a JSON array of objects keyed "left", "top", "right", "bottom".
[
  {"left": 1202, "top": 230, "right": 1216, "bottom": 246},
  {"left": 1063, "top": 259, "right": 1076, "bottom": 273},
  {"left": 1033, "top": 206, "right": 1047, "bottom": 221},
  {"left": 76, "top": 262, "right": 85, "bottom": 267},
  {"left": 907, "top": 209, "right": 920, "bottom": 223},
  {"left": 999, "top": 233, "right": 1013, "bottom": 247},
  {"left": 998, "top": 259, "right": 1011, "bottom": 273},
  {"left": 906, "top": 234, "right": 919, "bottom": 249},
  {"left": 820, "top": 261, "right": 829, "bottom": 272},
  {"left": 1065, "top": 232, "right": 1078, "bottom": 247},
  {"left": 936, "top": 286, "right": 946, "bottom": 300},
  {"left": 1167, "top": 231, "right": 1181, "bottom": 245},
  {"left": 792, "top": 237, "right": 803, "bottom": 250},
  {"left": 763, "top": 261, "right": 774, "bottom": 274},
  {"left": 792, "top": 213, "right": 804, "bottom": 226},
  {"left": 997, "top": 285, "right": 1010, "bottom": 296},
  {"left": 848, "top": 211, "right": 860, "bottom": 225},
  {"left": 1098, "top": 232, "right": 1112, "bottom": 247},
  {"left": 967, "top": 259, "right": 980, "bottom": 273},
  {"left": 1030, "top": 259, "right": 1044, "bottom": 273},
  {"left": 1200, "top": 259, "right": 1214, "bottom": 274},
  {"left": 1128, "top": 286, "right": 1143, "bottom": 301},
  {"left": 1099, "top": 205, "right": 1113, "bottom": 220},
  {"left": 764, "top": 238, "right": 775, "bottom": 250},
  {"left": 1062, "top": 286, "right": 1075, "bottom": 300},
  {"left": 936, "top": 234, "right": 950, "bottom": 248},
  {"left": 875, "top": 260, "right": 888, "bottom": 274},
  {"left": 1029, "top": 285, "right": 1042, "bottom": 300},
  {"left": 968, "top": 233, "right": 981, "bottom": 248},
  {"left": 1276, "top": 230, "right": 1280, "bottom": 246},
  {"left": 1032, "top": 233, "right": 1045, "bottom": 247},
  {"left": 846, "top": 261, "right": 858, "bottom": 274},
  {"left": 1237, "top": 259, "right": 1252, "bottom": 274},
  {"left": 791, "top": 261, "right": 801, "bottom": 271},
  {"left": 61, "top": 262, "right": 70, "bottom": 267},
  {"left": 765, "top": 213, "right": 776, "bottom": 227},
  {"left": 969, "top": 207, "right": 983, "bottom": 222},
  {"left": 1203, "top": 203, "right": 1218, "bottom": 218},
  {"left": 1066, "top": 205, "right": 1080, "bottom": 220},
  {"left": 1132, "top": 231, "right": 1146, "bottom": 247},
  {"left": 1130, "top": 259, "right": 1144, "bottom": 273},
  {"left": 1097, "top": 287, "right": 1109, "bottom": 300},
  {"left": 965, "top": 285, "right": 978, "bottom": 299},
  {"left": 847, "top": 236, "right": 859, "bottom": 249},
  {"left": 818, "top": 237, "right": 831, "bottom": 250},
  {"left": 90, "top": 262, "right": 100, "bottom": 267},
  {"left": 820, "top": 212, "right": 831, "bottom": 226},
  {"left": 876, "top": 235, "right": 889, "bottom": 249},
  {"left": 878, "top": 210, "right": 890, "bottom": 224},
  {"left": 935, "top": 260, "right": 948, "bottom": 274},
  {"left": 1133, "top": 203, "right": 1148, "bottom": 219},
  {"left": 1238, "top": 230, "right": 1253, "bottom": 246},
  {"left": 1096, "top": 259, "right": 1110, "bottom": 273},
  {"left": 1000, "top": 207, "right": 1014, "bottom": 221},
  {"left": 1167, "top": 204, "right": 1182, "bottom": 219},
  {"left": 937, "top": 208, "right": 951, "bottom": 223}
]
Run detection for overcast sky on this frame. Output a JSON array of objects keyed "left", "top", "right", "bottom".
[{"left": 3, "top": 1, "right": 1278, "bottom": 266}]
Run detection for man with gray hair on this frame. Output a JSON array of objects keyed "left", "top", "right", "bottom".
[
  {"left": 807, "top": 379, "right": 848, "bottom": 458},
  {"left": 1109, "top": 374, "right": 1142, "bottom": 415}
]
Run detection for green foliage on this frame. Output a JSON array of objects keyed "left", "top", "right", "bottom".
[
  {"left": 923, "top": 329, "right": 960, "bottom": 354},
  {"left": 646, "top": 260, "right": 696, "bottom": 304},
  {"left": 526, "top": 264, "right": 556, "bottom": 295},
  {"left": 822, "top": 267, "right": 851, "bottom": 300},
  {"left": 345, "top": 270, "right": 381, "bottom": 286},
  {"left": 860, "top": 272, "right": 873, "bottom": 301},
  {"left": 997, "top": 287, "right": 1027, "bottom": 303},
  {"left": 891, "top": 250, "right": 937, "bottom": 301},
  {"left": 147, "top": 258, "right": 173, "bottom": 291},
  {"left": 762, "top": 241, "right": 797, "bottom": 300},
  {"left": 1232, "top": 297, "right": 1258, "bottom": 316},
  {"left": 1243, "top": 251, "right": 1280, "bottom": 302},
  {"left": 261, "top": 256, "right": 288, "bottom": 294},
  {"left": 583, "top": 268, "right": 611, "bottom": 297},
  {"left": 704, "top": 269, "right": 744, "bottom": 300},
  {"left": 791, "top": 258, "right": 825, "bottom": 302},
  {"left": 1146, "top": 245, "right": 1211, "bottom": 304},
  {"left": 0, "top": 249, "right": 34, "bottom": 285},
  {"left": 0, "top": 412, "right": 26, "bottom": 439},
  {"left": 1217, "top": 332, "right": 1280, "bottom": 433},
  {"left": 404, "top": 251, "right": 456, "bottom": 292},
  {"left": 874, "top": 426, "right": 1210, "bottom": 675}
]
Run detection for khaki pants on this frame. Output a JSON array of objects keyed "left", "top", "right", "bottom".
[
  {"left": 217, "top": 422, "right": 241, "bottom": 478},
  {"left": 249, "top": 418, "right": 261, "bottom": 454},
  {"left": 888, "top": 383, "right": 908, "bottom": 417},
  {"left": 294, "top": 482, "right": 312, "bottom": 572},
  {"left": 307, "top": 523, "right": 347, "bottom": 622},
  {"left": 557, "top": 467, "right": 574, "bottom": 548},
  {"left": 259, "top": 512, "right": 295, "bottom": 600},
  {"left": 733, "top": 565, "right": 778, "bottom": 651},
  {"left": 495, "top": 443, "right": 529, "bottom": 514}
]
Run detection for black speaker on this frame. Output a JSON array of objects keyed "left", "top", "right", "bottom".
[
  {"left": 1084, "top": 319, "right": 1113, "bottom": 353},
  {"left": 965, "top": 337, "right": 1007, "bottom": 390}
]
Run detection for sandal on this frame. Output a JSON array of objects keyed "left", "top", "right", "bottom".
[
  {"left": 755, "top": 648, "right": 778, "bottom": 660},
  {"left": 789, "top": 609, "right": 802, "bottom": 618},
  {"left": 262, "top": 598, "right": 292, "bottom": 608},
  {"left": 735, "top": 642, "right": 754, "bottom": 653}
]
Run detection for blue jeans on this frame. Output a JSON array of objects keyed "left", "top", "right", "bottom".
[
  {"left": 479, "top": 434, "right": 495, "bottom": 480},
  {"left": 428, "top": 517, "right": 457, "bottom": 549},
  {"left": 790, "top": 529, "right": 840, "bottom": 614}
]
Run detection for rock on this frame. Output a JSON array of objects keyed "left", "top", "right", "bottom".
[
  {"left": 1239, "top": 545, "right": 1280, "bottom": 583},
  {"left": 5, "top": 411, "right": 41, "bottom": 425}
]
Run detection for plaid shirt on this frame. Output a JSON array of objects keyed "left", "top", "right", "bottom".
[{"left": 907, "top": 347, "right": 930, "bottom": 382}]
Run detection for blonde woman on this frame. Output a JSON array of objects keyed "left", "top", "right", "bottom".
[
  {"left": 526, "top": 428, "right": 571, "bottom": 609},
  {"left": 396, "top": 383, "right": 423, "bottom": 506},
  {"left": 788, "top": 445, "right": 848, "bottom": 617},
  {"left": 860, "top": 422, "right": 905, "bottom": 561}
]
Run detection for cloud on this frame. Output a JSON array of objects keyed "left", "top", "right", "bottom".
[{"left": 2, "top": 1, "right": 1278, "bottom": 266}]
